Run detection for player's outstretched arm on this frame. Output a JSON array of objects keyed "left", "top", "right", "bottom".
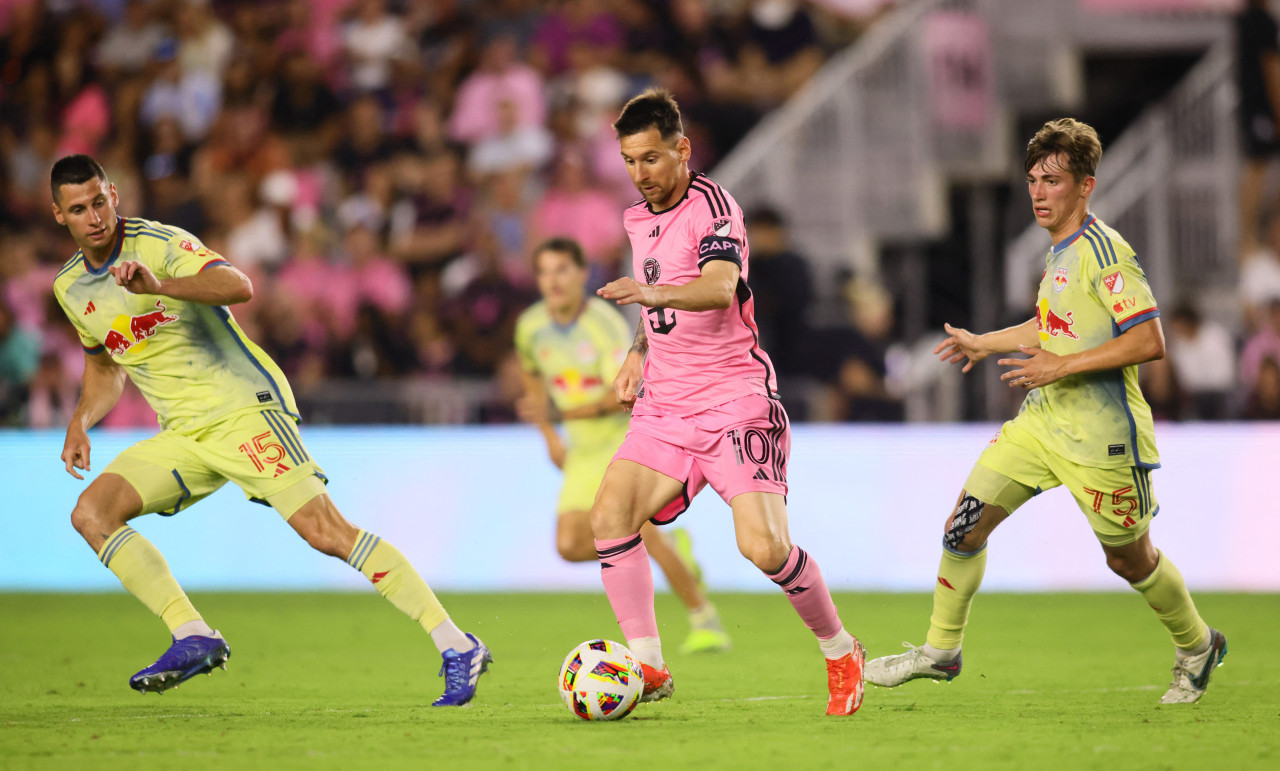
[
  {"left": 612, "top": 321, "right": 646, "bottom": 411},
  {"left": 516, "top": 369, "right": 567, "bottom": 468},
  {"left": 109, "top": 262, "right": 253, "bottom": 306},
  {"left": 936, "top": 318, "right": 1038, "bottom": 373},
  {"left": 62, "top": 351, "right": 128, "bottom": 479},
  {"left": 597, "top": 261, "right": 739, "bottom": 312},
  {"left": 998, "top": 317, "right": 1165, "bottom": 391}
]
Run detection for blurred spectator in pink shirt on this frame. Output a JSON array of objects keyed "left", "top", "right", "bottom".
[
  {"left": 0, "top": 231, "right": 54, "bottom": 333},
  {"left": 527, "top": 151, "right": 626, "bottom": 280},
  {"left": 448, "top": 34, "right": 546, "bottom": 145}
]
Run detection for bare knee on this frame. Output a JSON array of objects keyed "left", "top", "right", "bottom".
[
  {"left": 70, "top": 494, "right": 130, "bottom": 550},
  {"left": 589, "top": 497, "right": 640, "bottom": 541},
  {"left": 1106, "top": 551, "right": 1156, "bottom": 584},
  {"left": 739, "top": 533, "right": 792, "bottom": 573}
]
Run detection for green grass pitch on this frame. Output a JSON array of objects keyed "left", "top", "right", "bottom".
[{"left": 1, "top": 591, "right": 1276, "bottom": 770}]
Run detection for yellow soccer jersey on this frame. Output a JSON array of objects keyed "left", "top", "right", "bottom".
[
  {"left": 1019, "top": 214, "right": 1160, "bottom": 469},
  {"left": 53, "top": 216, "right": 297, "bottom": 433},
  {"left": 515, "top": 297, "right": 630, "bottom": 451}
]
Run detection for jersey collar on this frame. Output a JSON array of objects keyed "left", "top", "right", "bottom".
[
  {"left": 1051, "top": 213, "right": 1096, "bottom": 254},
  {"left": 83, "top": 216, "right": 126, "bottom": 275}
]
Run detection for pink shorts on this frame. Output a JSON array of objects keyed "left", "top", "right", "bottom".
[{"left": 616, "top": 394, "right": 790, "bottom": 524}]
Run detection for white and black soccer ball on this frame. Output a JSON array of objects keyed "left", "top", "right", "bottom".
[{"left": 557, "top": 639, "right": 645, "bottom": 721}]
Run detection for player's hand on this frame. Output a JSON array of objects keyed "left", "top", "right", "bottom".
[
  {"left": 613, "top": 351, "right": 644, "bottom": 411},
  {"left": 597, "top": 277, "right": 656, "bottom": 307},
  {"left": 61, "top": 426, "right": 91, "bottom": 480},
  {"left": 997, "top": 345, "right": 1067, "bottom": 390},
  {"left": 935, "top": 322, "right": 991, "bottom": 373},
  {"left": 108, "top": 260, "right": 163, "bottom": 295}
]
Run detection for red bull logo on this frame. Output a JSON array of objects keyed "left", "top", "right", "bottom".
[
  {"left": 1053, "top": 267, "right": 1069, "bottom": 293},
  {"left": 1037, "top": 298, "right": 1079, "bottom": 341},
  {"left": 104, "top": 300, "right": 179, "bottom": 356},
  {"left": 552, "top": 369, "right": 603, "bottom": 394}
]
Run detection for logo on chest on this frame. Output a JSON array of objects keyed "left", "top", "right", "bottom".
[
  {"left": 103, "top": 299, "right": 180, "bottom": 357},
  {"left": 643, "top": 257, "right": 661, "bottom": 285},
  {"left": 1053, "top": 267, "right": 1069, "bottom": 293},
  {"left": 1037, "top": 297, "right": 1079, "bottom": 341}
]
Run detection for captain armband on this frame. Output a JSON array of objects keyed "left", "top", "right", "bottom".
[{"left": 697, "top": 235, "right": 742, "bottom": 269}]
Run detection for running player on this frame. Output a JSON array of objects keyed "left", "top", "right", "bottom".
[
  {"left": 592, "top": 89, "right": 866, "bottom": 716},
  {"left": 50, "top": 154, "right": 492, "bottom": 705},
  {"left": 864, "top": 119, "right": 1227, "bottom": 704},
  {"left": 514, "top": 236, "right": 731, "bottom": 654}
]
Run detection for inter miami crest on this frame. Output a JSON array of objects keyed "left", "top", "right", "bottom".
[{"left": 643, "top": 257, "right": 661, "bottom": 285}]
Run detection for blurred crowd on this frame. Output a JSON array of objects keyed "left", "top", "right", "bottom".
[
  {"left": 0, "top": 0, "right": 890, "bottom": 427},
  {"left": 1, "top": 0, "right": 1276, "bottom": 428}
]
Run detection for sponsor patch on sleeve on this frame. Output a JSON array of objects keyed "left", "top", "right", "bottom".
[{"left": 1102, "top": 271, "right": 1125, "bottom": 294}]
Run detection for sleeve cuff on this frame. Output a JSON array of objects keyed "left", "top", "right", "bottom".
[{"left": 1117, "top": 307, "right": 1159, "bottom": 332}]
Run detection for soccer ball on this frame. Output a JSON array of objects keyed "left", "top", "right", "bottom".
[{"left": 557, "top": 639, "right": 645, "bottom": 721}]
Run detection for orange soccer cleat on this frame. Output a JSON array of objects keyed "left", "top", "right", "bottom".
[
  {"left": 640, "top": 662, "right": 675, "bottom": 703},
  {"left": 825, "top": 638, "right": 866, "bottom": 715}
]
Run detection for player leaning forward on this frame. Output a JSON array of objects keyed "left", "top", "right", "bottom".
[
  {"left": 865, "top": 119, "right": 1227, "bottom": 704},
  {"left": 593, "top": 89, "right": 867, "bottom": 716},
  {"left": 50, "top": 154, "right": 491, "bottom": 705}
]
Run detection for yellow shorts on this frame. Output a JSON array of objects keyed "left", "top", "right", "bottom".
[
  {"left": 964, "top": 418, "right": 1158, "bottom": 547},
  {"left": 104, "top": 408, "right": 328, "bottom": 521},
  {"left": 557, "top": 446, "right": 613, "bottom": 514}
]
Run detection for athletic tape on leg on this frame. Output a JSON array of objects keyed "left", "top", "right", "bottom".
[{"left": 944, "top": 494, "right": 984, "bottom": 552}]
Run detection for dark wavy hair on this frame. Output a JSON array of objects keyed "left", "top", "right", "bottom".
[{"left": 613, "top": 87, "right": 684, "bottom": 141}]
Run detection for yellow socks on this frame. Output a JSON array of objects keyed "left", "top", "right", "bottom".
[
  {"left": 97, "top": 526, "right": 203, "bottom": 634},
  {"left": 347, "top": 530, "right": 449, "bottom": 635},
  {"left": 1131, "top": 550, "right": 1209, "bottom": 651},
  {"left": 925, "top": 545, "right": 988, "bottom": 651}
]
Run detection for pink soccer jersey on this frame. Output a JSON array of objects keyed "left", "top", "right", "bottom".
[{"left": 623, "top": 172, "right": 777, "bottom": 417}]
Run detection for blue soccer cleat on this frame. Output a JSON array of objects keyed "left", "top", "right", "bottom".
[
  {"left": 129, "top": 632, "right": 231, "bottom": 694},
  {"left": 432, "top": 633, "right": 493, "bottom": 707}
]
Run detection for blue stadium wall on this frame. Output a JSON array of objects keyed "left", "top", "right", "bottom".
[{"left": 4, "top": 424, "right": 1276, "bottom": 592}]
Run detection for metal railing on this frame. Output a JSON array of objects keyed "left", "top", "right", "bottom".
[
  {"left": 713, "top": 0, "right": 1006, "bottom": 282},
  {"left": 1003, "top": 37, "right": 1239, "bottom": 313}
]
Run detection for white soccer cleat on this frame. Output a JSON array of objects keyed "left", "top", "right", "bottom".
[
  {"left": 864, "top": 643, "right": 962, "bottom": 687},
  {"left": 1159, "top": 627, "right": 1227, "bottom": 704}
]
